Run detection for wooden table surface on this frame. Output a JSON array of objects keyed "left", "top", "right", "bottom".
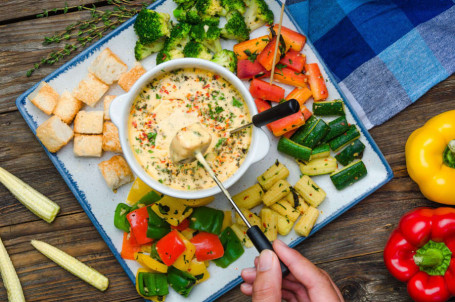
[{"left": 1, "top": 1, "right": 454, "bottom": 301}]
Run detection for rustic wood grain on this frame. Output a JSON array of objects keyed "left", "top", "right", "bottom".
[{"left": 1, "top": 1, "right": 455, "bottom": 301}]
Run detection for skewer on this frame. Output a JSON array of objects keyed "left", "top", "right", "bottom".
[{"left": 269, "top": 0, "right": 286, "bottom": 84}]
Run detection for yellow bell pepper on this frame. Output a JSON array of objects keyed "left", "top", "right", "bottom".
[
  {"left": 151, "top": 196, "right": 193, "bottom": 226},
  {"left": 172, "top": 232, "right": 196, "bottom": 271},
  {"left": 134, "top": 252, "right": 168, "bottom": 273},
  {"left": 186, "top": 259, "right": 210, "bottom": 284},
  {"left": 127, "top": 178, "right": 155, "bottom": 205},
  {"left": 405, "top": 110, "right": 455, "bottom": 205}
]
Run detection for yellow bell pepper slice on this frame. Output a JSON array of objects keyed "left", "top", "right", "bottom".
[
  {"left": 406, "top": 110, "right": 455, "bottom": 204},
  {"left": 221, "top": 210, "right": 232, "bottom": 231},
  {"left": 172, "top": 232, "right": 196, "bottom": 271},
  {"left": 151, "top": 196, "right": 193, "bottom": 226},
  {"left": 182, "top": 196, "right": 215, "bottom": 207},
  {"left": 127, "top": 178, "right": 155, "bottom": 205},
  {"left": 135, "top": 268, "right": 166, "bottom": 301},
  {"left": 181, "top": 228, "right": 196, "bottom": 241},
  {"left": 134, "top": 252, "right": 168, "bottom": 273},
  {"left": 187, "top": 258, "right": 210, "bottom": 284}
]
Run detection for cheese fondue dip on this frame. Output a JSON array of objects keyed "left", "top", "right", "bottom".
[{"left": 128, "top": 68, "right": 251, "bottom": 191}]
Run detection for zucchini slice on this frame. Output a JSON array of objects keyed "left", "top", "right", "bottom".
[
  {"left": 301, "top": 119, "right": 330, "bottom": 149},
  {"left": 290, "top": 116, "right": 318, "bottom": 145},
  {"left": 277, "top": 137, "right": 312, "bottom": 161},
  {"left": 328, "top": 125, "right": 360, "bottom": 152},
  {"left": 330, "top": 160, "right": 367, "bottom": 190},
  {"left": 310, "top": 144, "right": 331, "bottom": 160},
  {"left": 298, "top": 157, "right": 338, "bottom": 176},
  {"left": 323, "top": 116, "right": 349, "bottom": 142},
  {"left": 335, "top": 139, "right": 365, "bottom": 166},
  {"left": 313, "top": 99, "right": 345, "bottom": 116}
]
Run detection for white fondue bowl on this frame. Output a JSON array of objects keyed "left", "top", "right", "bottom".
[{"left": 110, "top": 58, "right": 270, "bottom": 199}]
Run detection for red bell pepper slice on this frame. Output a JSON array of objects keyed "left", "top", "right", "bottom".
[
  {"left": 384, "top": 207, "right": 455, "bottom": 301},
  {"left": 121, "top": 232, "right": 141, "bottom": 260},
  {"left": 273, "top": 67, "right": 308, "bottom": 87},
  {"left": 249, "top": 78, "right": 285, "bottom": 103},
  {"left": 156, "top": 230, "right": 186, "bottom": 266},
  {"left": 271, "top": 25, "right": 306, "bottom": 52},
  {"left": 279, "top": 50, "right": 306, "bottom": 72},
  {"left": 257, "top": 36, "right": 281, "bottom": 71},
  {"left": 190, "top": 232, "right": 224, "bottom": 261},
  {"left": 171, "top": 218, "right": 190, "bottom": 231},
  {"left": 306, "top": 63, "right": 328, "bottom": 101},
  {"left": 127, "top": 206, "right": 153, "bottom": 245},
  {"left": 237, "top": 59, "right": 269, "bottom": 80}
]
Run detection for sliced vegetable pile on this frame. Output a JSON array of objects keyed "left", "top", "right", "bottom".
[
  {"left": 114, "top": 178, "right": 244, "bottom": 300},
  {"left": 133, "top": 0, "right": 274, "bottom": 73},
  {"left": 233, "top": 25, "right": 368, "bottom": 191}
]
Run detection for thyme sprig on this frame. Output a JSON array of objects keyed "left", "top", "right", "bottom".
[{"left": 26, "top": 0, "right": 148, "bottom": 77}]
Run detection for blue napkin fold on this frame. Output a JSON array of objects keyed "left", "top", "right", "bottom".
[{"left": 287, "top": 0, "right": 455, "bottom": 128}]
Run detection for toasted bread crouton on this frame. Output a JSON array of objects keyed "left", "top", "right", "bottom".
[
  {"left": 73, "top": 134, "right": 103, "bottom": 157},
  {"left": 103, "top": 95, "right": 116, "bottom": 120},
  {"left": 29, "top": 82, "right": 59, "bottom": 115},
  {"left": 74, "top": 111, "right": 104, "bottom": 134},
  {"left": 102, "top": 122, "right": 122, "bottom": 153},
  {"left": 89, "top": 48, "right": 127, "bottom": 85},
  {"left": 36, "top": 116, "right": 74, "bottom": 152},
  {"left": 118, "top": 62, "right": 146, "bottom": 92},
  {"left": 73, "top": 73, "right": 109, "bottom": 107},
  {"left": 53, "top": 90, "right": 83, "bottom": 124},
  {"left": 98, "top": 155, "right": 133, "bottom": 190}
]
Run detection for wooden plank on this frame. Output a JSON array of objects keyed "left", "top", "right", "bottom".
[{"left": 0, "top": 0, "right": 121, "bottom": 23}]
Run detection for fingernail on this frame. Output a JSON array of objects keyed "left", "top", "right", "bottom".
[
  {"left": 258, "top": 250, "right": 274, "bottom": 272},
  {"left": 242, "top": 267, "right": 256, "bottom": 274},
  {"left": 241, "top": 283, "right": 252, "bottom": 292}
]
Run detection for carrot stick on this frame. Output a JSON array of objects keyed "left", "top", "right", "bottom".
[{"left": 234, "top": 36, "right": 270, "bottom": 61}]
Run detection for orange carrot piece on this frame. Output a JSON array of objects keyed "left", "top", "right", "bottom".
[
  {"left": 257, "top": 37, "right": 281, "bottom": 71},
  {"left": 254, "top": 98, "right": 272, "bottom": 130},
  {"left": 283, "top": 129, "right": 298, "bottom": 138},
  {"left": 234, "top": 36, "right": 270, "bottom": 60},
  {"left": 285, "top": 86, "right": 312, "bottom": 106},
  {"left": 271, "top": 25, "right": 306, "bottom": 52},
  {"left": 250, "top": 78, "right": 285, "bottom": 103},
  {"left": 306, "top": 63, "right": 328, "bottom": 101},
  {"left": 269, "top": 111, "right": 306, "bottom": 137},
  {"left": 273, "top": 67, "right": 308, "bottom": 87},
  {"left": 301, "top": 105, "right": 313, "bottom": 121}
]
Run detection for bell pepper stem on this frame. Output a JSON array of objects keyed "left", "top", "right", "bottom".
[
  {"left": 444, "top": 140, "right": 455, "bottom": 168},
  {"left": 449, "top": 140, "right": 455, "bottom": 153},
  {"left": 413, "top": 240, "right": 452, "bottom": 276},
  {"left": 414, "top": 248, "right": 443, "bottom": 267}
]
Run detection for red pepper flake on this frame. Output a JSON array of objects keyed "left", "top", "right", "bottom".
[
  {"left": 263, "top": 223, "right": 267, "bottom": 228},
  {"left": 244, "top": 196, "right": 249, "bottom": 200},
  {"left": 203, "top": 84, "right": 210, "bottom": 89}
]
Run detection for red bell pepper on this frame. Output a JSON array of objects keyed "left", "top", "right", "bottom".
[
  {"left": 384, "top": 208, "right": 455, "bottom": 302},
  {"left": 171, "top": 218, "right": 190, "bottom": 231},
  {"left": 279, "top": 50, "right": 306, "bottom": 72},
  {"left": 190, "top": 232, "right": 224, "bottom": 261},
  {"left": 237, "top": 59, "right": 269, "bottom": 80},
  {"left": 120, "top": 232, "right": 141, "bottom": 260},
  {"left": 306, "top": 63, "right": 328, "bottom": 101},
  {"left": 249, "top": 78, "right": 285, "bottom": 103},
  {"left": 127, "top": 206, "right": 153, "bottom": 245},
  {"left": 156, "top": 230, "right": 186, "bottom": 266}
]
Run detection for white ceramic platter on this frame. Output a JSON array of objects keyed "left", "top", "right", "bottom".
[{"left": 16, "top": 0, "right": 393, "bottom": 300}]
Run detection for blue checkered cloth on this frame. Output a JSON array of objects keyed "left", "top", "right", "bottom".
[{"left": 287, "top": 0, "right": 455, "bottom": 128}]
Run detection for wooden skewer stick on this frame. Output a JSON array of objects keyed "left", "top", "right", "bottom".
[{"left": 269, "top": 0, "right": 286, "bottom": 84}]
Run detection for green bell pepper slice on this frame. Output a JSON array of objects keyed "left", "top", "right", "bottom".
[
  {"left": 213, "top": 227, "right": 244, "bottom": 268},
  {"left": 189, "top": 206, "right": 224, "bottom": 235},
  {"left": 131, "top": 191, "right": 162, "bottom": 211},
  {"left": 137, "top": 272, "right": 169, "bottom": 297},
  {"left": 147, "top": 207, "right": 171, "bottom": 239},
  {"left": 167, "top": 266, "right": 197, "bottom": 297},
  {"left": 150, "top": 242, "right": 163, "bottom": 262},
  {"left": 114, "top": 203, "right": 131, "bottom": 232}
]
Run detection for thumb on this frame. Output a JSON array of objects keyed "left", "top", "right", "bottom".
[{"left": 252, "top": 249, "right": 282, "bottom": 302}]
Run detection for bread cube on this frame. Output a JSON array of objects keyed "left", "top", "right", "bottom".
[
  {"left": 103, "top": 95, "right": 116, "bottom": 120},
  {"left": 29, "top": 82, "right": 59, "bottom": 115},
  {"left": 36, "top": 116, "right": 74, "bottom": 152},
  {"left": 72, "top": 73, "right": 109, "bottom": 107},
  {"left": 98, "top": 155, "right": 134, "bottom": 190},
  {"left": 89, "top": 48, "right": 127, "bottom": 85},
  {"left": 118, "top": 62, "right": 146, "bottom": 92},
  {"left": 73, "top": 134, "right": 103, "bottom": 157},
  {"left": 102, "top": 121, "right": 122, "bottom": 153},
  {"left": 74, "top": 111, "right": 104, "bottom": 134},
  {"left": 53, "top": 90, "right": 83, "bottom": 124}
]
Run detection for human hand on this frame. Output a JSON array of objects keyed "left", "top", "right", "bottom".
[{"left": 240, "top": 239, "right": 344, "bottom": 302}]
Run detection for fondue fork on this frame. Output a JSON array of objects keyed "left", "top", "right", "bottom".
[{"left": 230, "top": 99, "right": 300, "bottom": 134}]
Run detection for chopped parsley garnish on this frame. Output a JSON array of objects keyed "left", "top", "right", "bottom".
[
  {"left": 243, "top": 49, "right": 258, "bottom": 63},
  {"left": 215, "top": 138, "right": 227, "bottom": 149},
  {"left": 147, "top": 132, "right": 157, "bottom": 146},
  {"left": 232, "top": 97, "right": 243, "bottom": 108}
]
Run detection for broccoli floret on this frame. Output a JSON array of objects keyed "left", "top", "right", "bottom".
[
  {"left": 134, "top": 38, "right": 166, "bottom": 61},
  {"left": 134, "top": 9, "right": 171, "bottom": 44},
  {"left": 200, "top": 14, "right": 220, "bottom": 26},
  {"left": 220, "top": 0, "right": 246, "bottom": 16},
  {"left": 211, "top": 50, "right": 237, "bottom": 73},
  {"left": 196, "top": 0, "right": 223, "bottom": 16},
  {"left": 156, "top": 47, "right": 185, "bottom": 65},
  {"left": 244, "top": 0, "right": 274, "bottom": 31},
  {"left": 155, "top": 23, "right": 192, "bottom": 65},
  {"left": 190, "top": 24, "right": 222, "bottom": 53},
  {"left": 220, "top": 11, "right": 249, "bottom": 42},
  {"left": 174, "top": 5, "right": 203, "bottom": 24},
  {"left": 183, "top": 41, "right": 213, "bottom": 60},
  {"left": 173, "top": 0, "right": 195, "bottom": 5}
]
